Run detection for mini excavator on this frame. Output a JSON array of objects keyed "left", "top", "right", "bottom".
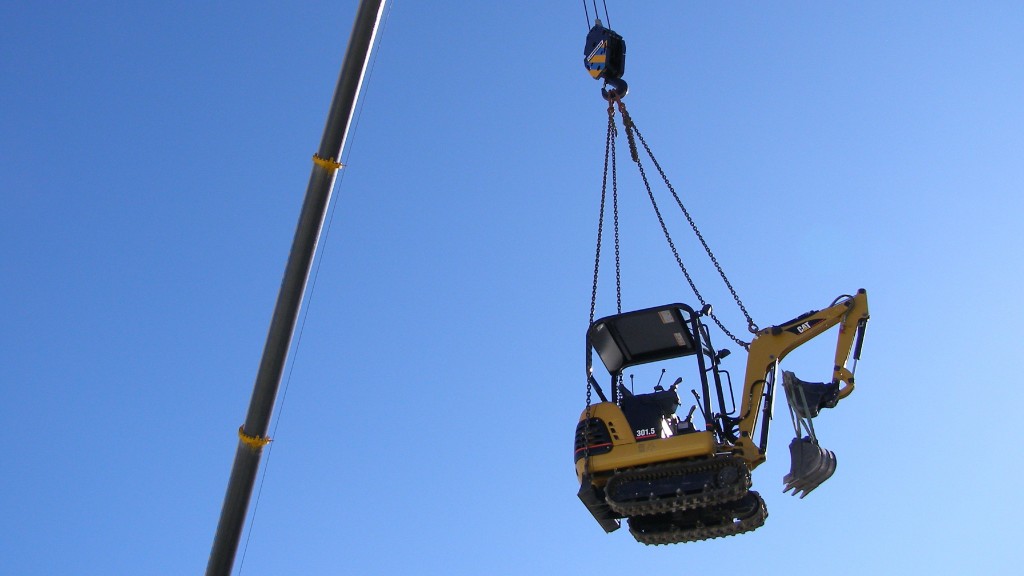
[
  {"left": 575, "top": 8, "right": 871, "bottom": 545},
  {"left": 574, "top": 291, "right": 869, "bottom": 544}
]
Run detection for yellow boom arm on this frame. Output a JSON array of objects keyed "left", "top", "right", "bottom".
[{"left": 733, "top": 289, "right": 869, "bottom": 467}]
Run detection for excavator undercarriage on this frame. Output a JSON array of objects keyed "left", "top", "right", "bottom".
[
  {"left": 628, "top": 490, "right": 768, "bottom": 545},
  {"left": 574, "top": 291, "right": 869, "bottom": 544}
]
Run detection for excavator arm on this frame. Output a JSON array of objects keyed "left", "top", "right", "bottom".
[{"left": 733, "top": 289, "right": 869, "bottom": 468}]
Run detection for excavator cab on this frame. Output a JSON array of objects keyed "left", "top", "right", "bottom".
[
  {"left": 576, "top": 303, "right": 767, "bottom": 544},
  {"left": 587, "top": 303, "right": 710, "bottom": 439},
  {"left": 586, "top": 302, "right": 738, "bottom": 442}
]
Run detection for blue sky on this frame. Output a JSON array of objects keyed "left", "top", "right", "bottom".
[{"left": 3, "top": 1, "right": 1022, "bottom": 574}]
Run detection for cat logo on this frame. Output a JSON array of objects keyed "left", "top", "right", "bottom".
[{"left": 784, "top": 317, "right": 823, "bottom": 336}]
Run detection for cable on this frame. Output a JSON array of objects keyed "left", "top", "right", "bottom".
[{"left": 582, "top": 1, "right": 614, "bottom": 31}]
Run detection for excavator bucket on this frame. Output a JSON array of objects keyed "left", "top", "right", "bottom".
[
  {"left": 783, "top": 437, "right": 836, "bottom": 498},
  {"left": 782, "top": 371, "right": 839, "bottom": 419}
]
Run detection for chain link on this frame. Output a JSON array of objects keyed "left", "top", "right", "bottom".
[
  {"left": 589, "top": 101, "right": 616, "bottom": 327},
  {"left": 584, "top": 102, "right": 618, "bottom": 473},
  {"left": 616, "top": 101, "right": 757, "bottom": 349},
  {"left": 612, "top": 122, "right": 622, "bottom": 316}
]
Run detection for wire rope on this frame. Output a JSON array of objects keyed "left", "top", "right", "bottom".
[{"left": 583, "top": 0, "right": 612, "bottom": 28}]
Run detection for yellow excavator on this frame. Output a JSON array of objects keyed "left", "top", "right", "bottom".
[{"left": 574, "top": 290, "right": 869, "bottom": 544}]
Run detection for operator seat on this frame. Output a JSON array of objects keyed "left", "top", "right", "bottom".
[{"left": 618, "top": 385, "right": 680, "bottom": 440}]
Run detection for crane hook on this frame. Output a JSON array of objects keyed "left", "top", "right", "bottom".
[{"left": 601, "top": 78, "right": 628, "bottom": 101}]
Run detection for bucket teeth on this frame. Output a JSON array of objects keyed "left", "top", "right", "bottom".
[{"left": 783, "top": 437, "right": 837, "bottom": 498}]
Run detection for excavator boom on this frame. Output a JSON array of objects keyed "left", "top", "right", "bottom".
[{"left": 733, "top": 289, "right": 869, "bottom": 468}]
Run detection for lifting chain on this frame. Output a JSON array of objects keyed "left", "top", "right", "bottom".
[
  {"left": 589, "top": 102, "right": 618, "bottom": 329},
  {"left": 583, "top": 100, "right": 620, "bottom": 474},
  {"left": 600, "top": 98, "right": 759, "bottom": 351}
]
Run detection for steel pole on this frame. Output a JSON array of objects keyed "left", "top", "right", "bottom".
[{"left": 206, "top": 2, "right": 386, "bottom": 574}]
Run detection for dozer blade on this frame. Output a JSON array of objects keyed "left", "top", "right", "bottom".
[{"left": 783, "top": 437, "right": 837, "bottom": 498}]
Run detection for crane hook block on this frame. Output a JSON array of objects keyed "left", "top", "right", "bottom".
[{"left": 584, "top": 20, "right": 626, "bottom": 83}]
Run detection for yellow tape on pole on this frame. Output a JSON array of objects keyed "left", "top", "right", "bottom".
[
  {"left": 312, "top": 154, "right": 343, "bottom": 170},
  {"left": 237, "top": 426, "right": 272, "bottom": 450}
]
